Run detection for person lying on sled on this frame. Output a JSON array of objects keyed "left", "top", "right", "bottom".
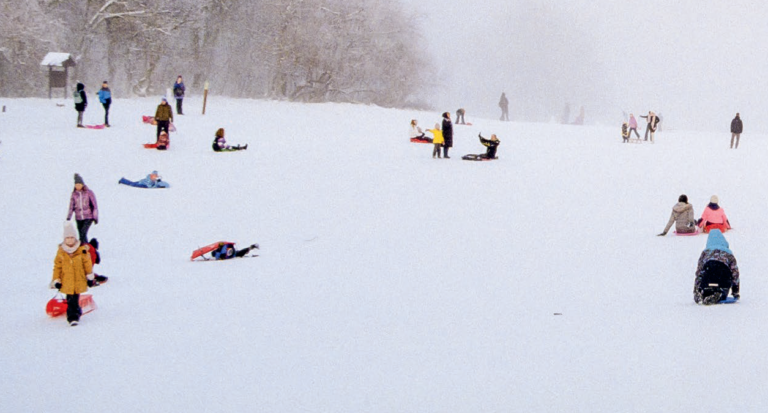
[
  {"left": 118, "top": 170, "right": 170, "bottom": 188},
  {"left": 213, "top": 242, "right": 260, "bottom": 260}
]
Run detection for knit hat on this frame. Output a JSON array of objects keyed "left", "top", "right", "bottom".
[
  {"left": 161, "top": 97, "right": 168, "bottom": 103},
  {"left": 710, "top": 195, "right": 719, "bottom": 204},
  {"left": 63, "top": 222, "right": 78, "bottom": 240},
  {"left": 151, "top": 170, "right": 159, "bottom": 176},
  {"left": 74, "top": 173, "right": 84, "bottom": 185},
  {"left": 215, "top": 128, "right": 225, "bottom": 138}
]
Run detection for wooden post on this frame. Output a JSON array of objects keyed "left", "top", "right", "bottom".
[
  {"left": 48, "top": 67, "right": 52, "bottom": 99},
  {"left": 202, "top": 81, "right": 209, "bottom": 115}
]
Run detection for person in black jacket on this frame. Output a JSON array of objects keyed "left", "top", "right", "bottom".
[
  {"left": 479, "top": 133, "right": 500, "bottom": 159},
  {"left": 640, "top": 111, "right": 659, "bottom": 142},
  {"left": 441, "top": 112, "right": 453, "bottom": 158},
  {"left": 74, "top": 82, "right": 87, "bottom": 128},
  {"left": 730, "top": 113, "right": 743, "bottom": 149}
]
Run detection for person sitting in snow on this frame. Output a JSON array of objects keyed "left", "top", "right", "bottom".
[
  {"left": 694, "top": 229, "right": 740, "bottom": 305},
  {"left": 409, "top": 119, "right": 429, "bottom": 141},
  {"left": 697, "top": 195, "right": 731, "bottom": 233},
  {"left": 118, "top": 170, "right": 170, "bottom": 188},
  {"left": 51, "top": 222, "right": 95, "bottom": 326},
  {"left": 212, "top": 242, "right": 260, "bottom": 260},
  {"left": 658, "top": 194, "right": 697, "bottom": 236},
  {"left": 155, "top": 131, "right": 170, "bottom": 150},
  {"left": 85, "top": 238, "right": 108, "bottom": 286},
  {"left": 462, "top": 133, "right": 500, "bottom": 160},
  {"left": 212, "top": 128, "right": 247, "bottom": 152}
]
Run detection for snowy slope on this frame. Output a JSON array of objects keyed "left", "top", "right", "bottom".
[{"left": 1, "top": 97, "right": 767, "bottom": 412}]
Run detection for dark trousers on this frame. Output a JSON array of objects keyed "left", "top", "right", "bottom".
[
  {"left": 731, "top": 133, "right": 740, "bottom": 149},
  {"left": 118, "top": 178, "right": 148, "bottom": 188},
  {"left": 102, "top": 100, "right": 111, "bottom": 126},
  {"left": 76, "top": 219, "right": 93, "bottom": 244},
  {"left": 644, "top": 126, "right": 655, "bottom": 141},
  {"left": 433, "top": 144, "right": 442, "bottom": 158},
  {"left": 443, "top": 146, "right": 450, "bottom": 158},
  {"left": 176, "top": 99, "right": 183, "bottom": 115},
  {"left": 77, "top": 111, "right": 84, "bottom": 126},
  {"left": 66, "top": 294, "right": 81, "bottom": 322},
  {"left": 629, "top": 128, "right": 640, "bottom": 138},
  {"left": 501, "top": 108, "right": 509, "bottom": 121},
  {"left": 156, "top": 120, "right": 170, "bottom": 138}
]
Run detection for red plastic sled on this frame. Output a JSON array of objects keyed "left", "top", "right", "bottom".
[
  {"left": 84, "top": 124, "right": 105, "bottom": 130},
  {"left": 410, "top": 137, "right": 433, "bottom": 144},
  {"left": 191, "top": 241, "right": 234, "bottom": 261},
  {"left": 142, "top": 116, "right": 176, "bottom": 132},
  {"left": 674, "top": 229, "right": 699, "bottom": 236},
  {"left": 46, "top": 293, "right": 97, "bottom": 317}
]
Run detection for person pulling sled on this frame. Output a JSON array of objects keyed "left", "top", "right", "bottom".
[
  {"left": 694, "top": 229, "right": 740, "bottom": 305},
  {"left": 462, "top": 133, "right": 500, "bottom": 161}
]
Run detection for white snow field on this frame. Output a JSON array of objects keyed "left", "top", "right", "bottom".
[{"left": 1, "top": 97, "right": 767, "bottom": 412}]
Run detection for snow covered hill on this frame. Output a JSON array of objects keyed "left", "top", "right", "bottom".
[{"left": 1, "top": 97, "right": 767, "bottom": 412}]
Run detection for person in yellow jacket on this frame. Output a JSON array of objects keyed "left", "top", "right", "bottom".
[
  {"left": 51, "top": 222, "right": 94, "bottom": 326},
  {"left": 427, "top": 123, "right": 444, "bottom": 158}
]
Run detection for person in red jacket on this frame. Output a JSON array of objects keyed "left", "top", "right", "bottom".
[
  {"left": 697, "top": 195, "right": 731, "bottom": 233},
  {"left": 85, "top": 238, "right": 108, "bottom": 286}
]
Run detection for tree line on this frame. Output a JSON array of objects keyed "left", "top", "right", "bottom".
[{"left": 0, "top": 0, "right": 430, "bottom": 107}]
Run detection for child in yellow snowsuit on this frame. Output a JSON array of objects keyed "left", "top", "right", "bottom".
[{"left": 427, "top": 123, "right": 444, "bottom": 158}]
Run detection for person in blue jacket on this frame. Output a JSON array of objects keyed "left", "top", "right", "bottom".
[
  {"left": 173, "top": 75, "right": 185, "bottom": 115},
  {"left": 693, "top": 229, "right": 740, "bottom": 305},
  {"left": 118, "top": 170, "right": 170, "bottom": 188},
  {"left": 97, "top": 80, "right": 111, "bottom": 127}
]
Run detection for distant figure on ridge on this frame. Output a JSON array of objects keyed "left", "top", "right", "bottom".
[
  {"left": 621, "top": 122, "right": 630, "bottom": 143},
  {"left": 499, "top": 92, "right": 509, "bottom": 121},
  {"left": 628, "top": 113, "right": 641, "bottom": 140},
  {"left": 640, "top": 111, "right": 660, "bottom": 142},
  {"left": 455, "top": 108, "right": 466, "bottom": 125},
  {"left": 730, "top": 113, "right": 743, "bottom": 149}
]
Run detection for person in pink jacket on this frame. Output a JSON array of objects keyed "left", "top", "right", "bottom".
[
  {"left": 697, "top": 195, "right": 731, "bottom": 233},
  {"left": 628, "top": 114, "right": 640, "bottom": 139}
]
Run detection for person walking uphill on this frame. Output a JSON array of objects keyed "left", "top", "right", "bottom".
[
  {"left": 154, "top": 98, "right": 174, "bottom": 138},
  {"left": 97, "top": 81, "right": 111, "bottom": 127},
  {"left": 51, "top": 222, "right": 95, "bottom": 326},
  {"left": 730, "top": 113, "right": 743, "bottom": 149},
  {"left": 67, "top": 174, "right": 99, "bottom": 244},
  {"left": 693, "top": 229, "right": 740, "bottom": 305},
  {"left": 442, "top": 112, "right": 453, "bottom": 158},
  {"left": 173, "top": 75, "right": 185, "bottom": 115},
  {"left": 74, "top": 82, "right": 87, "bottom": 128}
]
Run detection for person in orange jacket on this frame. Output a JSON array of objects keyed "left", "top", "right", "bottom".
[{"left": 697, "top": 195, "right": 731, "bottom": 233}]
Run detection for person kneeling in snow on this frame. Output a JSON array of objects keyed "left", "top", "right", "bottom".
[
  {"left": 658, "top": 194, "right": 696, "bottom": 236},
  {"left": 213, "top": 242, "right": 259, "bottom": 260},
  {"left": 694, "top": 229, "right": 740, "bottom": 305},
  {"left": 697, "top": 195, "right": 731, "bottom": 233},
  {"left": 118, "top": 170, "right": 170, "bottom": 188},
  {"left": 212, "top": 128, "right": 247, "bottom": 152}
]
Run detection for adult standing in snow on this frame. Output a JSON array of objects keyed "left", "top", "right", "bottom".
[
  {"left": 697, "top": 195, "right": 731, "bottom": 233},
  {"left": 658, "top": 194, "right": 696, "bottom": 235},
  {"left": 441, "top": 112, "right": 453, "bottom": 158},
  {"left": 173, "top": 75, "right": 185, "bottom": 115},
  {"left": 627, "top": 113, "right": 641, "bottom": 139},
  {"left": 730, "top": 113, "right": 743, "bottom": 149},
  {"left": 51, "top": 222, "right": 95, "bottom": 326},
  {"left": 499, "top": 92, "right": 509, "bottom": 121},
  {"left": 97, "top": 80, "right": 111, "bottom": 127},
  {"left": 74, "top": 82, "right": 87, "bottom": 128},
  {"left": 640, "top": 111, "right": 660, "bottom": 142},
  {"left": 67, "top": 173, "right": 98, "bottom": 244},
  {"left": 154, "top": 98, "right": 173, "bottom": 139},
  {"left": 693, "top": 229, "right": 740, "bottom": 305}
]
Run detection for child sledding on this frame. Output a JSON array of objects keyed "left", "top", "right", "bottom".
[
  {"left": 693, "top": 229, "right": 740, "bottom": 305},
  {"left": 190, "top": 241, "right": 260, "bottom": 261},
  {"left": 462, "top": 133, "right": 500, "bottom": 161},
  {"left": 119, "top": 170, "right": 170, "bottom": 188},
  {"left": 409, "top": 119, "right": 432, "bottom": 143},
  {"left": 212, "top": 128, "right": 248, "bottom": 152}
]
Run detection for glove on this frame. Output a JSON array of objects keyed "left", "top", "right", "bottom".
[
  {"left": 50, "top": 279, "right": 62, "bottom": 290},
  {"left": 657, "top": 232, "right": 666, "bottom": 236},
  {"left": 94, "top": 219, "right": 98, "bottom": 225}
]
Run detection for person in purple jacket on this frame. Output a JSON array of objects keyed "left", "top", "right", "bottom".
[
  {"left": 628, "top": 113, "right": 641, "bottom": 139},
  {"left": 66, "top": 173, "right": 98, "bottom": 244}
]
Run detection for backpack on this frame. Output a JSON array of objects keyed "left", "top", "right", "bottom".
[{"left": 73, "top": 90, "right": 83, "bottom": 104}]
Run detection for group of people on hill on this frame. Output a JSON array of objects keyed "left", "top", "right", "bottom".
[
  {"left": 621, "top": 111, "right": 660, "bottom": 143},
  {"left": 411, "top": 111, "right": 500, "bottom": 160},
  {"left": 658, "top": 194, "right": 738, "bottom": 305}
]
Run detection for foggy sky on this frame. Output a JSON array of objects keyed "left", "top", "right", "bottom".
[{"left": 401, "top": 0, "right": 768, "bottom": 132}]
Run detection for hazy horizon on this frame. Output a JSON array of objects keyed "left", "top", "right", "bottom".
[{"left": 402, "top": 0, "right": 768, "bottom": 132}]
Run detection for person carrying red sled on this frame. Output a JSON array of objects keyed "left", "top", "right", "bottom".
[
  {"left": 697, "top": 195, "right": 731, "bottom": 233},
  {"left": 51, "top": 222, "right": 95, "bottom": 326}
]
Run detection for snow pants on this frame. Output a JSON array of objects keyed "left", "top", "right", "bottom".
[
  {"left": 697, "top": 260, "right": 733, "bottom": 303},
  {"left": 77, "top": 111, "right": 84, "bottom": 127},
  {"left": 102, "top": 99, "right": 111, "bottom": 126},
  {"left": 66, "top": 293, "right": 81, "bottom": 323},
  {"left": 176, "top": 98, "right": 183, "bottom": 115},
  {"left": 76, "top": 219, "right": 94, "bottom": 245},
  {"left": 156, "top": 120, "right": 170, "bottom": 138},
  {"left": 731, "top": 133, "right": 740, "bottom": 149}
]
